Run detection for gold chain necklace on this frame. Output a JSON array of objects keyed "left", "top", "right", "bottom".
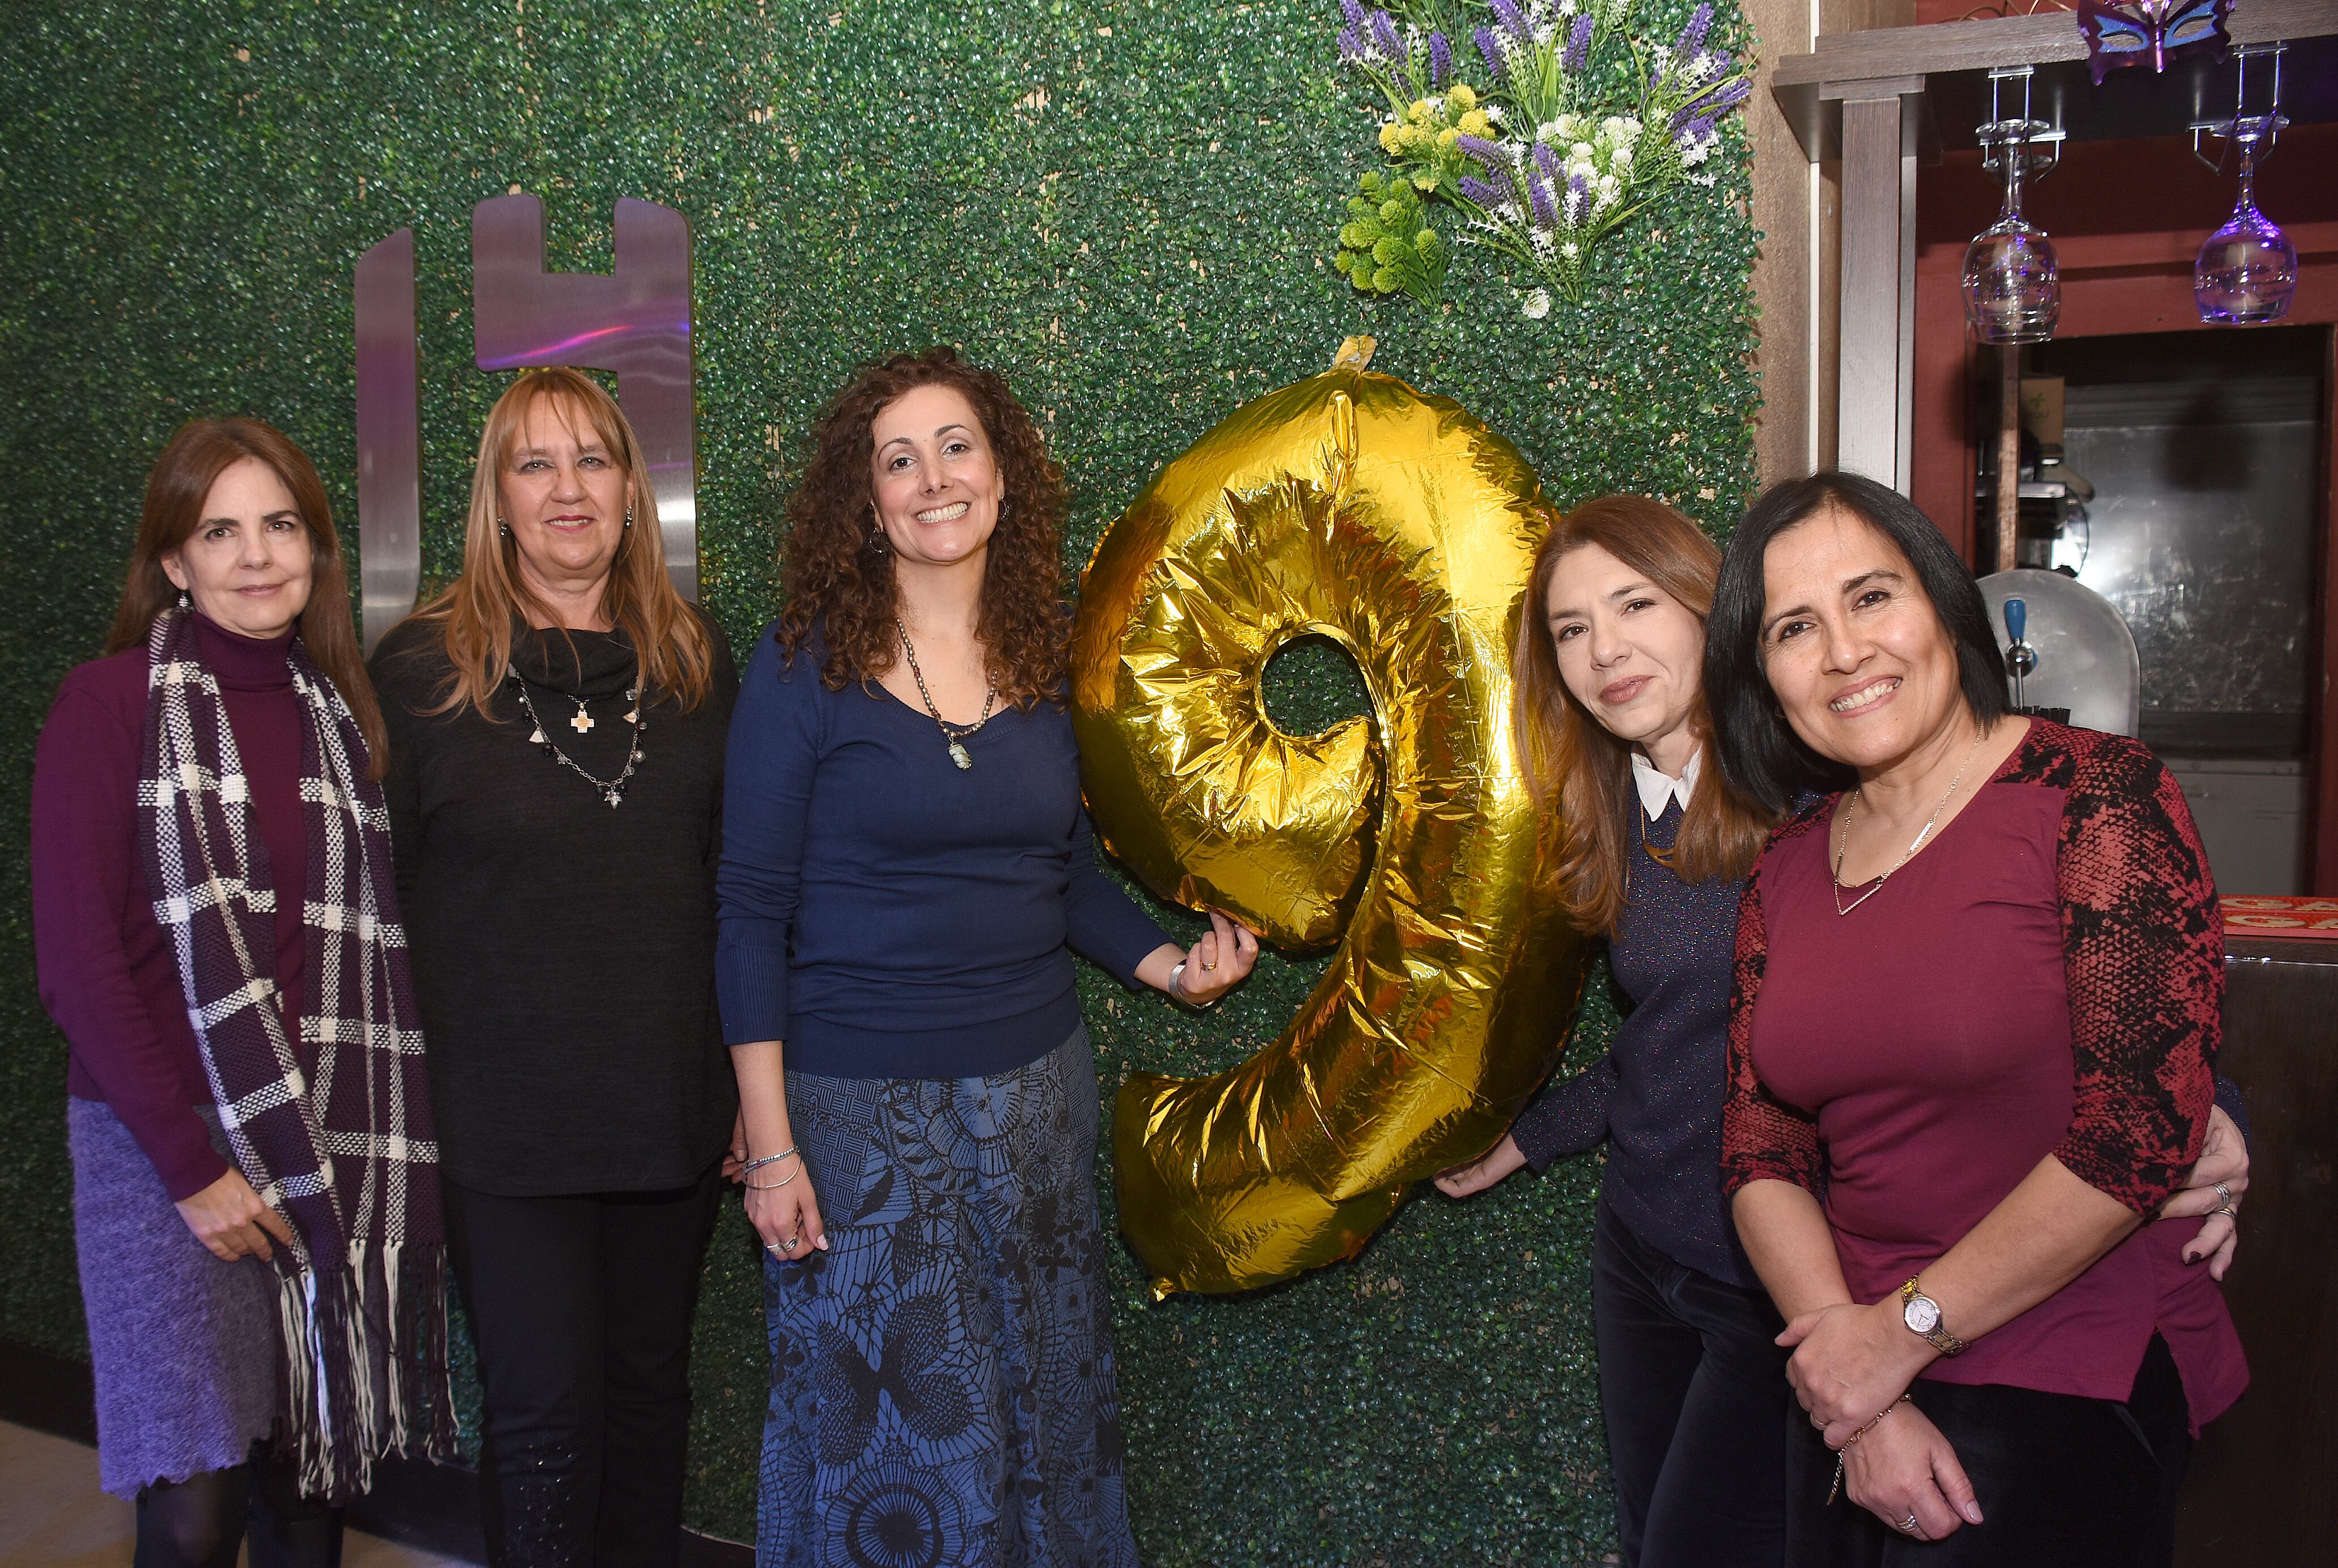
[
  {"left": 1831, "top": 727, "right": 1988, "bottom": 917},
  {"left": 895, "top": 617, "right": 997, "bottom": 771}
]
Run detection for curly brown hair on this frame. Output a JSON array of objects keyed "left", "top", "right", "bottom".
[{"left": 778, "top": 346, "right": 1069, "bottom": 706}]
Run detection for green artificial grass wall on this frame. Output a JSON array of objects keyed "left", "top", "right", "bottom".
[{"left": 0, "top": 1, "right": 1757, "bottom": 1558}]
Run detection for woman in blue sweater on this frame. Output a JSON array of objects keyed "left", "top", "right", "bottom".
[
  {"left": 1434, "top": 495, "right": 2248, "bottom": 1567},
  {"left": 718, "top": 347, "right": 1258, "bottom": 1567}
]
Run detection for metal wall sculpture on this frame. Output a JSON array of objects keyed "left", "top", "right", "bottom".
[
  {"left": 1071, "top": 347, "right": 1590, "bottom": 1296},
  {"left": 353, "top": 193, "right": 699, "bottom": 650}
]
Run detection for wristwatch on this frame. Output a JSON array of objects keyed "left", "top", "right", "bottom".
[{"left": 1900, "top": 1277, "right": 1967, "bottom": 1357}]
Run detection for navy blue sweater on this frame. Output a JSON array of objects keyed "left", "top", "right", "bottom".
[
  {"left": 715, "top": 624, "right": 1172, "bottom": 1079},
  {"left": 1509, "top": 798, "right": 1760, "bottom": 1288}
]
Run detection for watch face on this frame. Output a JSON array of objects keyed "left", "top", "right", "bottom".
[{"left": 1904, "top": 1295, "right": 1942, "bottom": 1336}]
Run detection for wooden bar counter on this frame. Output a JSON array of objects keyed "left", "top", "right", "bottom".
[{"left": 2178, "top": 901, "right": 2338, "bottom": 1563}]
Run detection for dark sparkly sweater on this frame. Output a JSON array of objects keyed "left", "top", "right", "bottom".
[{"left": 1509, "top": 798, "right": 1760, "bottom": 1288}]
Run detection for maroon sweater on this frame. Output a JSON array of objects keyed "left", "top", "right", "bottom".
[
  {"left": 34, "top": 617, "right": 312, "bottom": 1200},
  {"left": 1722, "top": 721, "right": 2246, "bottom": 1428}
]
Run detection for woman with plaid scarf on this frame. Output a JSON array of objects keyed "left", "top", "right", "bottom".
[{"left": 32, "top": 418, "right": 455, "bottom": 1567}]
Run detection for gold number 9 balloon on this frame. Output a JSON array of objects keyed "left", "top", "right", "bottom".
[{"left": 1071, "top": 345, "right": 1592, "bottom": 1296}]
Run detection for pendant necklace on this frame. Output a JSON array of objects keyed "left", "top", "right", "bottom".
[
  {"left": 509, "top": 670, "right": 646, "bottom": 807},
  {"left": 1831, "top": 726, "right": 1987, "bottom": 916},
  {"left": 1640, "top": 800, "right": 1679, "bottom": 871},
  {"left": 895, "top": 617, "right": 996, "bottom": 771}
]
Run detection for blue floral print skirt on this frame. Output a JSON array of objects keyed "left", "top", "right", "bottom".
[{"left": 757, "top": 1024, "right": 1138, "bottom": 1568}]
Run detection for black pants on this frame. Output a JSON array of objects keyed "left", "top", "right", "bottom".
[
  {"left": 445, "top": 1166, "right": 722, "bottom": 1568},
  {"left": 1592, "top": 1196, "right": 1794, "bottom": 1568},
  {"left": 133, "top": 1444, "right": 340, "bottom": 1568},
  {"left": 1791, "top": 1334, "right": 2194, "bottom": 1567}
]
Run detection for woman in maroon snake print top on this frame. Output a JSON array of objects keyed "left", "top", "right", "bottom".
[{"left": 1704, "top": 472, "right": 2244, "bottom": 1567}]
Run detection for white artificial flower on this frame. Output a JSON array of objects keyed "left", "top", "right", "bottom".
[
  {"left": 1561, "top": 240, "right": 1580, "bottom": 258},
  {"left": 1572, "top": 141, "right": 1595, "bottom": 161},
  {"left": 1522, "top": 287, "right": 1552, "bottom": 318},
  {"left": 1539, "top": 120, "right": 1562, "bottom": 140},
  {"left": 1610, "top": 147, "right": 1633, "bottom": 173}
]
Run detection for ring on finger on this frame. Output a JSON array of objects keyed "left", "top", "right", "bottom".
[
  {"left": 2213, "top": 1181, "right": 2233, "bottom": 1207},
  {"left": 1900, "top": 1514, "right": 1920, "bottom": 1533},
  {"left": 2211, "top": 1203, "right": 2238, "bottom": 1221}
]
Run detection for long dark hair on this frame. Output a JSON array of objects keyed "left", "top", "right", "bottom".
[
  {"left": 1512, "top": 495, "right": 1774, "bottom": 934},
  {"left": 777, "top": 347, "right": 1070, "bottom": 707},
  {"left": 107, "top": 418, "right": 389, "bottom": 778},
  {"left": 1705, "top": 470, "right": 2009, "bottom": 816}
]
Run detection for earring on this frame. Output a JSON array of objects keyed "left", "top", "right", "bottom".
[
  {"left": 176, "top": 587, "right": 192, "bottom": 611},
  {"left": 624, "top": 506, "right": 634, "bottom": 530},
  {"left": 865, "top": 507, "right": 890, "bottom": 555},
  {"left": 498, "top": 518, "right": 511, "bottom": 539}
]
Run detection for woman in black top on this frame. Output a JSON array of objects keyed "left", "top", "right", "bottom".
[{"left": 370, "top": 367, "right": 738, "bottom": 1567}]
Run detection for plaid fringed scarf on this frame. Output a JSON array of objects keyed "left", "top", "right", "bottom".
[{"left": 137, "top": 608, "right": 455, "bottom": 1502}]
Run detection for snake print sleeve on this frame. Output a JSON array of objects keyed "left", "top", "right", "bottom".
[
  {"left": 1719, "top": 810, "right": 1831, "bottom": 1200},
  {"left": 2038, "top": 726, "right": 2223, "bottom": 1214}
]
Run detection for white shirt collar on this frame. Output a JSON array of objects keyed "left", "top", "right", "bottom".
[{"left": 1632, "top": 747, "right": 1701, "bottom": 819}]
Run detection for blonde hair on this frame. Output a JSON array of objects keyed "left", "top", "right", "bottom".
[
  {"left": 406, "top": 368, "right": 714, "bottom": 717},
  {"left": 1511, "top": 494, "right": 1775, "bottom": 935}
]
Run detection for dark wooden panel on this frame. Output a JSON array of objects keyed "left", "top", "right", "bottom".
[{"left": 2176, "top": 940, "right": 2338, "bottom": 1564}]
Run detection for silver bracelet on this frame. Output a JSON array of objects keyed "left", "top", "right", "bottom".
[
  {"left": 746, "top": 1163, "right": 802, "bottom": 1192},
  {"left": 741, "top": 1147, "right": 797, "bottom": 1175},
  {"left": 1168, "top": 959, "right": 1222, "bottom": 1010}
]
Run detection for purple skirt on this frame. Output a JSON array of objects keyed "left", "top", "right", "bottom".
[{"left": 70, "top": 1096, "right": 278, "bottom": 1498}]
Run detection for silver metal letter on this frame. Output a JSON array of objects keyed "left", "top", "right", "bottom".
[
  {"left": 472, "top": 193, "right": 700, "bottom": 600},
  {"left": 354, "top": 228, "right": 422, "bottom": 653}
]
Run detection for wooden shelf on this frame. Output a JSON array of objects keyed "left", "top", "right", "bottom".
[{"left": 1772, "top": 1, "right": 2338, "bottom": 161}]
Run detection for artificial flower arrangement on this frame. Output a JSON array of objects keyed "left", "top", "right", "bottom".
[{"left": 1333, "top": 0, "right": 1752, "bottom": 315}]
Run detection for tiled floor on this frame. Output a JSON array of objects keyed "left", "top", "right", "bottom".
[{"left": 0, "top": 1422, "right": 473, "bottom": 1567}]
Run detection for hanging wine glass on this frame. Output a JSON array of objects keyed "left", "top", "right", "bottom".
[
  {"left": 2194, "top": 46, "right": 2295, "bottom": 327},
  {"left": 1963, "top": 71, "right": 2061, "bottom": 345}
]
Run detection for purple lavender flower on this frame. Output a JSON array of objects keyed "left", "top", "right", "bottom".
[
  {"left": 1429, "top": 30, "right": 1452, "bottom": 88},
  {"left": 1338, "top": 25, "right": 1364, "bottom": 62},
  {"left": 1528, "top": 173, "right": 1558, "bottom": 229},
  {"left": 1490, "top": 0, "right": 1532, "bottom": 46},
  {"left": 1561, "top": 14, "right": 1593, "bottom": 71},
  {"left": 1531, "top": 140, "right": 1564, "bottom": 181},
  {"left": 1670, "top": 76, "right": 1746, "bottom": 133},
  {"left": 1673, "top": 112, "right": 1715, "bottom": 148},
  {"left": 1459, "top": 174, "right": 1505, "bottom": 207},
  {"left": 1456, "top": 132, "right": 1510, "bottom": 169},
  {"left": 1566, "top": 171, "right": 1590, "bottom": 223},
  {"left": 1674, "top": 4, "right": 1713, "bottom": 62},
  {"left": 1340, "top": 0, "right": 1367, "bottom": 26},
  {"left": 1370, "top": 9, "right": 1403, "bottom": 61},
  {"left": 1473, "top": 25, "right": 1505, "bottom": 77}
]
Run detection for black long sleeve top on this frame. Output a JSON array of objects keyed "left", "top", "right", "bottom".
[{"left": 370, "top": 611, "right": 739, "bottom": 1196}]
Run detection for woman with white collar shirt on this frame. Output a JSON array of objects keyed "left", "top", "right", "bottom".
[{"left": 1434, "top": 495, "right": 2249, "bottom": 1568}]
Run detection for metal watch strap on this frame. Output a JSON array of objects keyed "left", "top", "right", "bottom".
[{"left": 1900, "top": 1276, "right": 1968, "bottom": 1357}]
